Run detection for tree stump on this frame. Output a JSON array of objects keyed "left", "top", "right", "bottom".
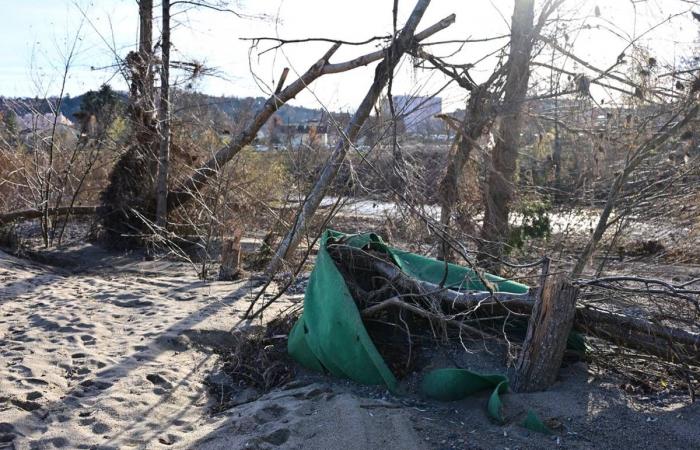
[
  {"left": 512, "top": 272, "right": 580, "bottom": 392},
  {"left": 218, "top": 227, "right": 243, "bottom": 281}
]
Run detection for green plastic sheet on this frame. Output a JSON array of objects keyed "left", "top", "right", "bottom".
[{"left": 287, "top": 230, "right": 531, "bottom": 421}]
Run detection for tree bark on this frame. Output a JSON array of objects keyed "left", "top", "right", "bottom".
[
  {"left": 478, "top": 0, "right": 536, "bottom": 273},
  {"left": 265, "top": 0, "right": 435, "bottom": 276},
  {"left": 512, "top": 270, "right": 580, "bottom": 392},
  {"left": 155, "top": 0, "right": 171, "bottom": 229}
]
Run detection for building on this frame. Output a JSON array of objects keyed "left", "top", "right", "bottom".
[{"left": 390, "top": 95, "right": 442, "bottom": 134}]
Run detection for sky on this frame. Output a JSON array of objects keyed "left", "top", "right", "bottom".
[{"left": 1, "top": 0, "right": 698, "bottom": 112}]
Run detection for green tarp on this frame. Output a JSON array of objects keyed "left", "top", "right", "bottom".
[{"left": 287, "top": 230, "right": 532, "bottom": 422}]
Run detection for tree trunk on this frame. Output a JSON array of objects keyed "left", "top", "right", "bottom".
[
  {"left": 265, "top": 0, "right": 433, "bottom": 277},
  {"left": 438, "top": 85, "right": 493, "bottom": 261},
  {"left": 155, "top": 0, "right": 171, "bottom": 229},
  {"left": 99, "top": 0, "right": 159, "bottom": 247},
  {"left": 512, "top": 268, "right": 580, "bottom": 392},
  {"left": 478, "top": 0, "right": 535, "bottom": 273}
]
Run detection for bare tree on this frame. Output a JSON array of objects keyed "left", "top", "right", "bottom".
[
  {"left": 477, "top": 0, "right": 537, "bottom": 273},
  {"left": 570, "top": 101, "right": 699, "bottom": 278},
  {"left": 435, "top": 82, "right": 499, "bottom": 261},
  {"left": 165, "top": 13, "right": 454, "bottom": 213}
]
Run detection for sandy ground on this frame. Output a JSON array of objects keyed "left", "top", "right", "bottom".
[
  {"left": 0, "top": 246, "right": 289, "bottom": 449},
  {"left": 1, "top": 244, "right": 699, "bottom": 449}
]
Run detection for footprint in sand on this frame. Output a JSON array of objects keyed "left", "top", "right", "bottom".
[
  {"left": 245, "top": 428, "right": 292, "bottom": 447},
  {"left": 91, "top": 421, "right": 111, "bottom": 435},
  {"left": 253, "top": 404, "right": 287, "bottom": 425},
  {"left": 23, "top": 377, "right": 49, "bottom": 386},
  {"left": 80, "top": 335, "right": 97, "bottom": 346},
  {"left": 146, "top": 373, "right": 173, "bottom": 390},
  {"left": 80, "top": 379, "right": 113, "bottom": 391},
  {"left": 261, "top": 428, "right": 291, "bottom": 446},
  {"left": 10, "top": 398, "right": 41, "bottom": 412},
  {"left": 157, "top": 433, "right": 181, "bottom": 446},
  {"left": 112, "top": 299, "right": 154, "bottom": 308}
]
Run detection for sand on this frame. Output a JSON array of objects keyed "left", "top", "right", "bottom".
[
  {"left": 0, "top": 246, "right": 284, "bottom": 449},
  {"left": 1, "top": 245, "right": 699, "bottom": 449}
]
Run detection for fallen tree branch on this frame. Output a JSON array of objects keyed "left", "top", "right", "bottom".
[
  {"left": 329, "top": 244, "right": 700, "bottom": 366},
  {"left": 575, "top": 305, "right": 700, "bottom": 350},
  {"left": 361, "top": 296, "right": 494, "bottom": 339},
  {"left": 0, "top": 206, "right": 100, "bottom": 226}
]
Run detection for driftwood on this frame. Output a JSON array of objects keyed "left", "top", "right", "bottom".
[
  {"left": 329, "top": 244, "right": 700, "bottom": 366},
  {"left": 0, "top": 206, "right": 100, "bottom": 226}
]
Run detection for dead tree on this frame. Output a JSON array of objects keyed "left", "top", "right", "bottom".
[
  {"left": 94, "top": 2, "right": 451, "bottom": 250},
  {"left": 478, "top": 0, "right": 536, "bottom": 273},
  {"left": 265, "top": 0, "right": 440, "bottom": 276},
  {"left": 409, "top": 48, "right": 504, "bottom": 260}
]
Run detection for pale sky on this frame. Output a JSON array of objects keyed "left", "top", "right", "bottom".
[{"left": 1, "top": 0, "right": 697, "bottom": 112}]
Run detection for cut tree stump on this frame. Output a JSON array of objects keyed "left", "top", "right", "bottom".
[
  {"left": 218, "top": 227, "right": 243, "bottom": 281},
  {"left": 512, "top": 272, "right": 580, "bottom": 392}
]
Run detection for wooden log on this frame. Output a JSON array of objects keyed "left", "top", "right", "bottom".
[
  {"left": 512, "top": 273, "right": 580, "bottom": 392},
  {"left": 0, "top": 206, "right": 100, "bottom": 226},
  {"left": 575, "top": 306, "right": 700, "bottom": 351},
  {"left": 328, "top": 244, "right": 700, "bottom": 366},
  {"left": 574, "top": 312, "right": 700, "bottom": 365}
]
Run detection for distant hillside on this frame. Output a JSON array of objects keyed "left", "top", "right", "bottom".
[{"left": 0, "top": 89, "right": 325, "bottom": 125}]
